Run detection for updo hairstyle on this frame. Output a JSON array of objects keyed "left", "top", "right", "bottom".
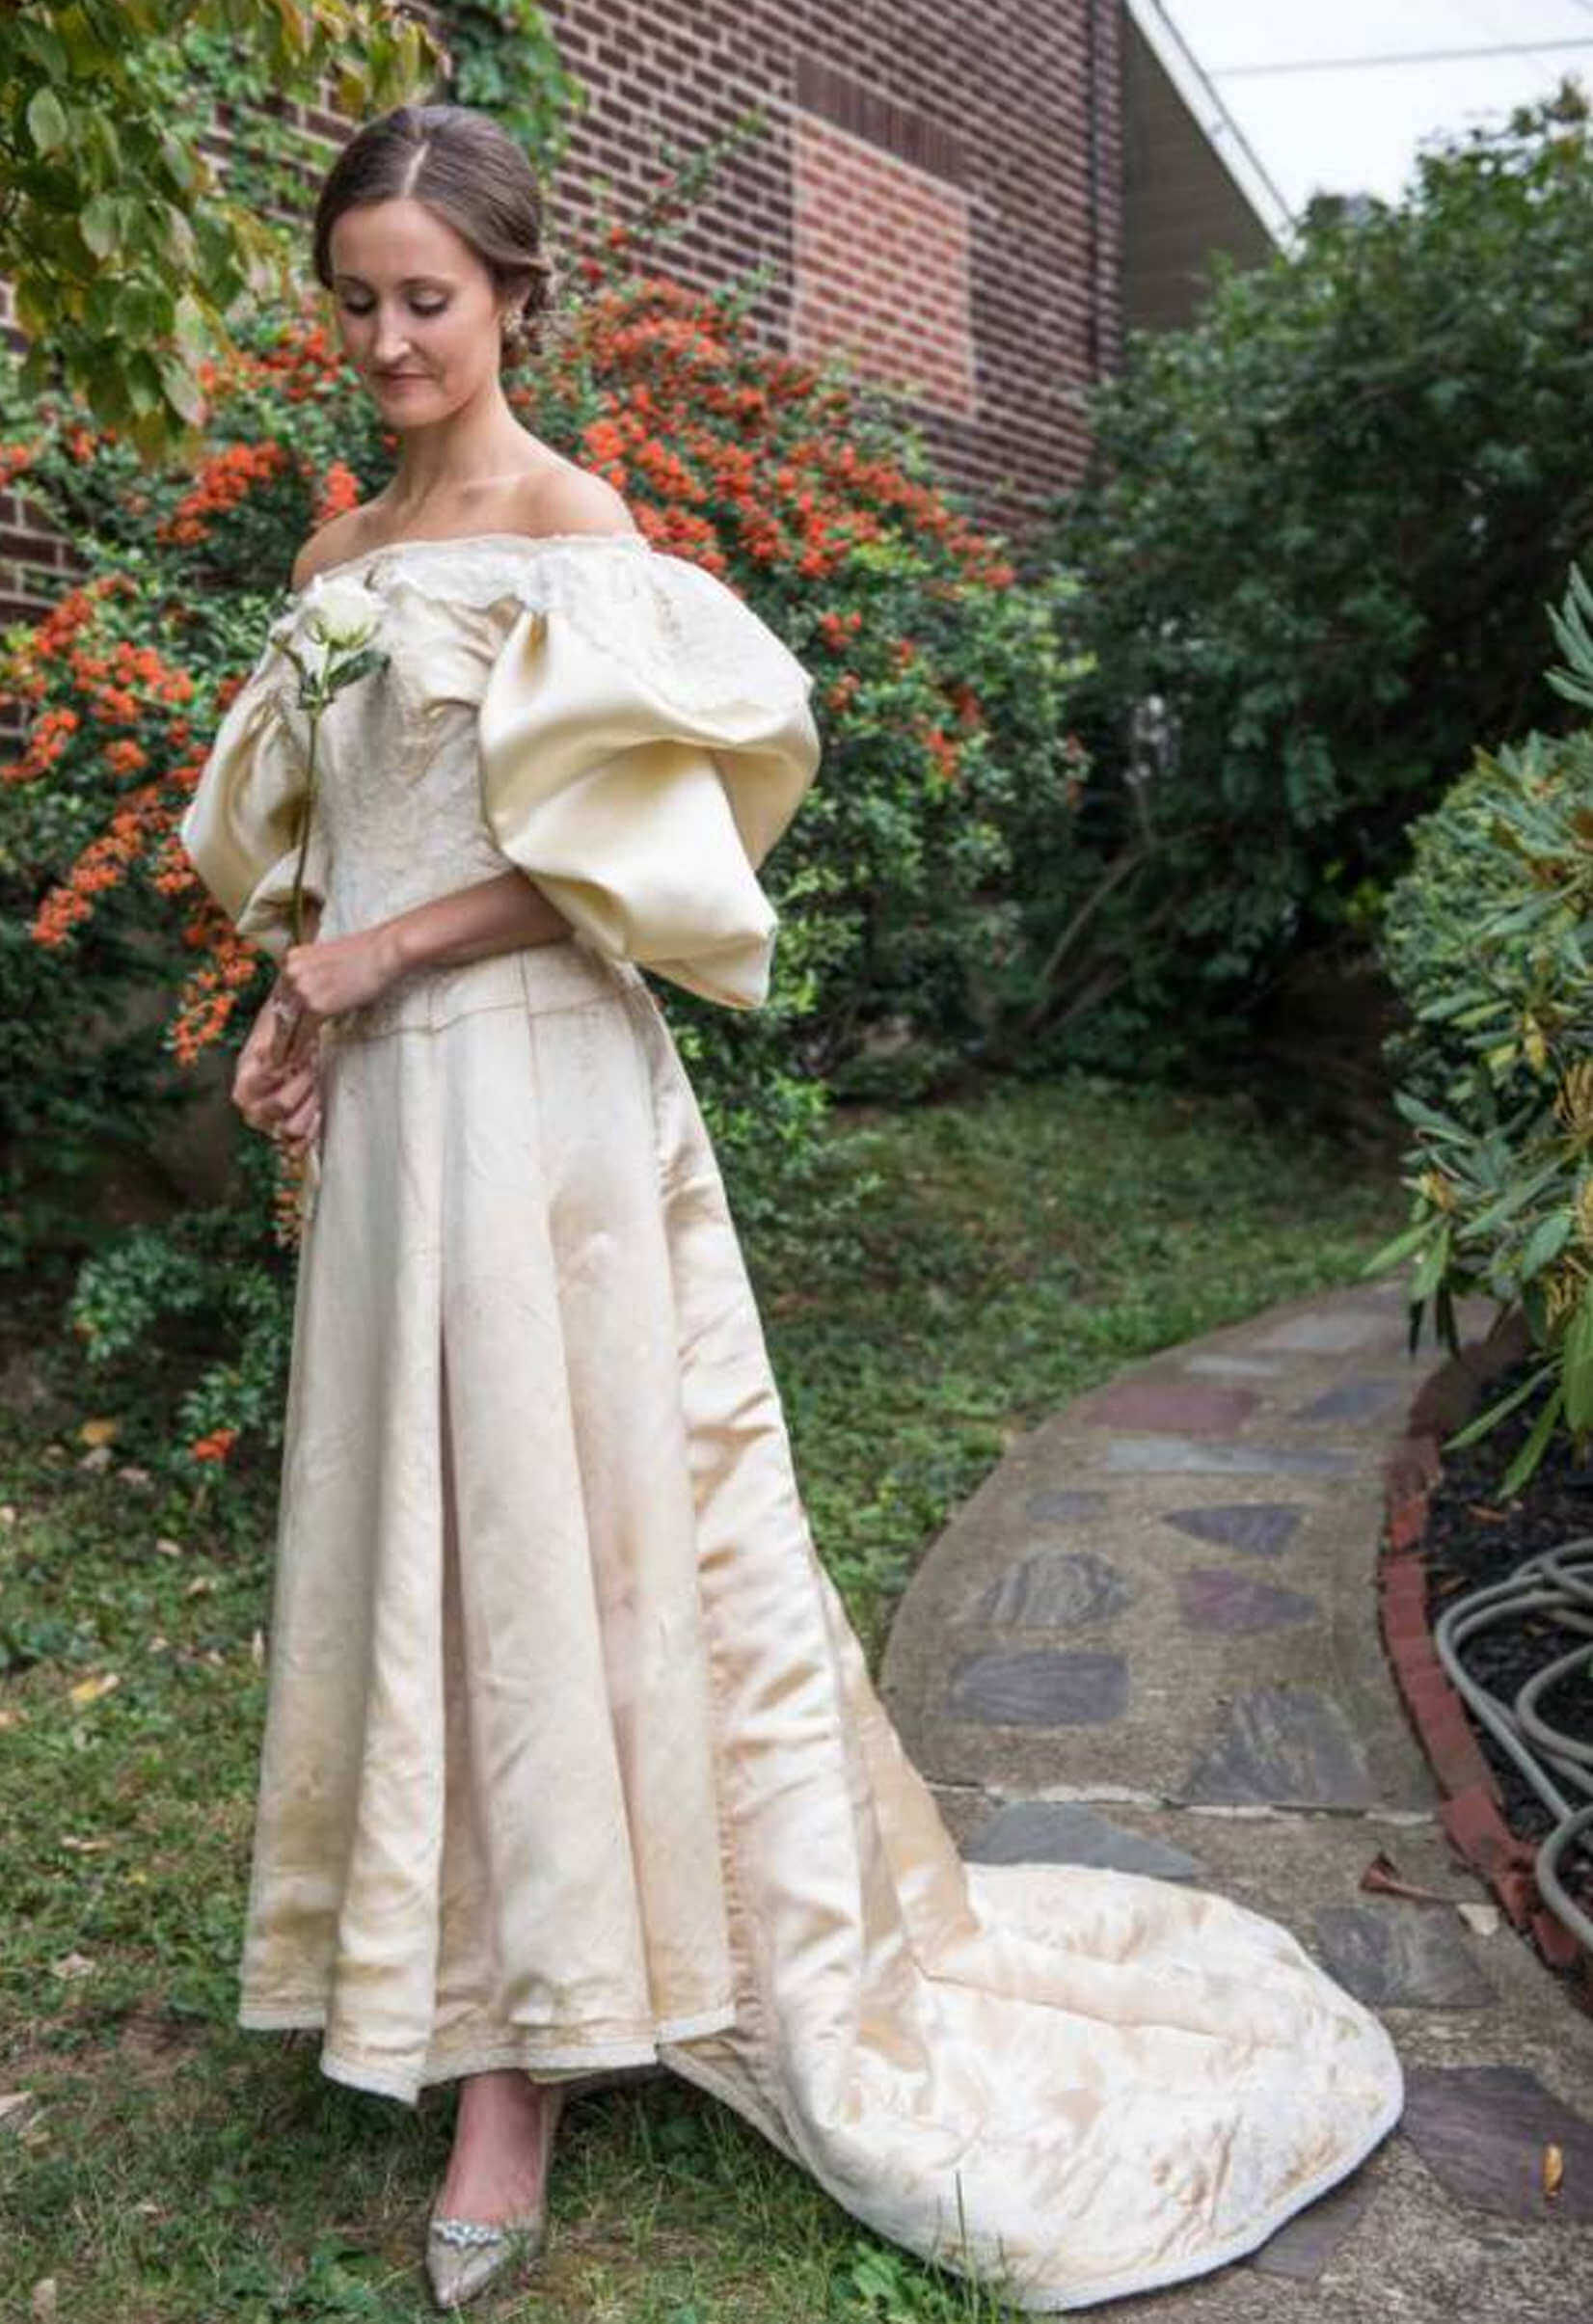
[{"left": 311, "top": 103, "right": 555, "bottom": 365}]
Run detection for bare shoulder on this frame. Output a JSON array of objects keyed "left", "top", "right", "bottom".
[
  {"left": 286, "top": 462, "right": 639, "bottom": 587},
  {"left": 290, "top": 508, "right": 375, "bottom": 592},
  {"left": 506, "top": 459, "right": 641, "bottom": 544}
]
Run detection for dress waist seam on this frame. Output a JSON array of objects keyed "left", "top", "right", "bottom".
[{"left": 325, "top": 939, "right": 644, "bottom": 1044}]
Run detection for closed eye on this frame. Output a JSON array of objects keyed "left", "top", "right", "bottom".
[{"left": 338, "top": 296, "right": 449, "bottom": 319}]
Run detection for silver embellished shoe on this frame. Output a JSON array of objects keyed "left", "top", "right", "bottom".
[
  {"left": 424, "top": 2084, "right": 564, "bottom": 2311},
  {"left": 424, "top": 2207, "right": 547, "bottom": 2311}
]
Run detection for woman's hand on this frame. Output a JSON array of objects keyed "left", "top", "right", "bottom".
[
  {"left": 275, "top": 923, "right": 405, "bottom": 1024},
  {"left": 232, "top": 987, "right": 323, "bottom": 1158},
  {"left": 231, "top": 927, "right": 403, "bottom": 1159}
]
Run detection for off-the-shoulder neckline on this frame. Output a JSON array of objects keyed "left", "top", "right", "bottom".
[{"left": 286, "top": 528, "right": 651, "bottom": 599}]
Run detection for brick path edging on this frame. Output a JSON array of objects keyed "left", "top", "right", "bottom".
[{"left": 1379, "top": 1308, "right": 1593, "bottom": 2000}]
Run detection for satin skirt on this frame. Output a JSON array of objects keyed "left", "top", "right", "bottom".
[{"left": 238, "top": 936, "right": 1402, "bottom": 2311}]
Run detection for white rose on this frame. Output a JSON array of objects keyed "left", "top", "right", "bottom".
[{"left": 302, "top": 574, "right": 383, "bottom": 653}]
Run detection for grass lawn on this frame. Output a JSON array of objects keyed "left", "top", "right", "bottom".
[{"left": 0, "top": 1069, "right": 1404, "bottom": 2322}]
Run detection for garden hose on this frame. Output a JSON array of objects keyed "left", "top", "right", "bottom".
[{"left": 1431, "top": 1541, "right": 1593, "bottom": 1953}]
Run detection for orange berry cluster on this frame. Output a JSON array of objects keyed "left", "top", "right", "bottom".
[
  {"left": 30, "top": 780, "right": 172, "bottom": 946},
  {"left": 170, "top": 924, "right": 261, "bottom": 1066},
  {"left": 160, "top": 441, "right": 289, "bottom": 546},
  {"left": 536, "top": 275, "right": 1014, "bottom": 591},
  {"left": 2, "top": 568, "right": 220, "bottom": 957},
  {"left": 315, "top": 460, "right": 362, "bottom": 524}
]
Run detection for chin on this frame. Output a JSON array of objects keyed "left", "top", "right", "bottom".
[{"left": 371, "top": 378, "right": 442, "bottom": 412}]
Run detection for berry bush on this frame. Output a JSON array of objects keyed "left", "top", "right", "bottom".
[{"left": 0, "top": 259, "right": 1087, "bottom": 1483}]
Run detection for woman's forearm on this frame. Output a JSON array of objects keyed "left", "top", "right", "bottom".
[{"left": 380, "top": 869, "right": 571, "bottom": 978}]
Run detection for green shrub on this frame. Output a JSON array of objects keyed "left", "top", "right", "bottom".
[
  {"left": 1044, "top": 87, "right": 1593, "bottom": 1059},
  {"left": 1374, "top": 565, "right": 1593, "bottom": 1485}
]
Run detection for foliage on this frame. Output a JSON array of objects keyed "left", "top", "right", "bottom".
[
  {"left": 843, "top": 2232, "right": 1020, "bottom": 2321},
  {"left": 1372, "top": 565, "right": 1593, "bottom": 1489},
  {"left": 0, "top": 0, "right": 438, "bottom": 455},
  {"left": 173, "top": 0, "right": 580, "bottom": 234},
  {"left": 0, "top": 248, "right": 1084, "bottom": 1485},
  {"left": 441, "top": 0, "right": 583, "bottom": 158},
  {"left": 1043, "top": 85, "right": 1593, "bottom": 1056}
]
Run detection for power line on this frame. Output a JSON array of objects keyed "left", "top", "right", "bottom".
[{"left": 1212, "top": 39, "right": 1593, "bottom": 81}]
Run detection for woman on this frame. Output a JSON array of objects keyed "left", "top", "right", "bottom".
[{"left": 180, "top": 102, "right": 1403, "bottom": 2315}]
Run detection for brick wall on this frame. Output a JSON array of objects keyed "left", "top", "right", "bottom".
[
  {"left": 542, "top": 0, "right": 1121, "bottom": 536},
  {"left": 1, "top": 0, "right": 1121, "bottom": 625}
]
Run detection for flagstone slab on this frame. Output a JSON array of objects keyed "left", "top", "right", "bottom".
[
  {"left": 1247, "top": 2171, "right": 1375, "bottom": 2282},
  {"left": 1160, "top": 1502, "right": 1305, "bottom": 1556},
  {"left": 962, "top": 1800, "right": 1204, "bottom": 1879},
  {"left": 1102, "top": 1435, "right": 1354, "bottom": 1477},
  {"left": 1077, "top": 1379, "right": 1261, "bottom": 1436},
  {"left": 973, "top": 1550, "right": 1133, "bottom": 1629},
  {"left": 1255, "top": 1311, "right": 1395, "bottom": 1354},
  {"left": 1312, "top": 1903, "right": 1497, "bottom": 2008},
  {"left": 947, "top": 1648, "right": 1128, "bottom": 1728},
  {"left": 1182, "top": 1353, "right": 1286, "bottom": 1379},
  {"left": 1183, "top": 1686, "right": 1375, "bottom": 1807},
  {"left": 1024, "top": 1489, "right": 1110, "bottom": 1524},
  {"left": 1401, "top": 2065, "right": 1593, "bottom": 2221},
  {"left": 1295, "top": 1377, "right": 1411, "bottom": 1423},
  {"left": 1176, "top": 1567, "right": 1322, "bottom": 1634}
]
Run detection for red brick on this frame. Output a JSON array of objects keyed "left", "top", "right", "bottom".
[
  {"left": 1386, "top": 1492, "right": 1430, "bottom": 1554},
  {"left": 1528, "top": 1905, "right": 1583, "bottom": 1970},
  {"left": 1441, "top": 1786, "right": 1534, "bottom": 1908}
]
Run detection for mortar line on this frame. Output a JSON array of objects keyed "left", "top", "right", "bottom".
[{"left": 931, "top": 1778, "right": 1437, "bottom": 1828}]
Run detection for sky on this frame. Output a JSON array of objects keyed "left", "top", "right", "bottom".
[{"left": 1148, "top": 0, "right": 1593, "bottom": 220}]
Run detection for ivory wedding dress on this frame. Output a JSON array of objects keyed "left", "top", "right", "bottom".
[{"left": 179, "top": 529, "right": 1403, "bottom": 2311}]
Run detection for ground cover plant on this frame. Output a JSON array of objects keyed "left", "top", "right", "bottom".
[{"left": 0, "top": 1071, "right": 1403, "bottom": 2323}]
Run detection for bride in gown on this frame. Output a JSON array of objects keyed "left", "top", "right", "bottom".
[{"left": 178, "top": 102, "right": 1403, "bottom": 2314}]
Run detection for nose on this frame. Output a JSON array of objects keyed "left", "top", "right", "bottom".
[{"left": 370, "top": 304, "right": 413, "bottom": 369}]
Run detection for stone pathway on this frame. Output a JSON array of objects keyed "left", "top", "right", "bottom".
[{"left": 879, "top": 1277, "right": 1593, "bottom": 2318}]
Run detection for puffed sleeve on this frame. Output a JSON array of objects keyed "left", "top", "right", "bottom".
[
  {"left": 177, "top": 622, "right": 328, "bottom": 962},
  {"left": 476, "top": 547, "right": 821, "bottom": 1009}
]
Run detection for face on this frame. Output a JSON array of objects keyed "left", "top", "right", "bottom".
[{"left": 327, "top": 196, "right": 509, "bottom": 425}]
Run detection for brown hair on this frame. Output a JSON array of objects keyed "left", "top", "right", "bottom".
[{"left": 311, "top": 104, "right": 554, "bottom": 365}]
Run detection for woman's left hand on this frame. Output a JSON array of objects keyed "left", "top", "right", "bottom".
[{"left": 274, "top": 924, "right": 404, "bottom": 1034}]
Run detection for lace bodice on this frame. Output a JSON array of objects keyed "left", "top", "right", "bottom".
[{"left": 178, "top": 532, "right": 822, "bottom": 1011}]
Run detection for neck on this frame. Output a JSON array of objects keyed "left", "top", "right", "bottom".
[{"left": 385, "top": 377, "right": 540, "bottom": 510}]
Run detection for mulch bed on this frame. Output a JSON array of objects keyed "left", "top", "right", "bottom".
[{"left": 1384, "top": 1325, "right": 1593, "bottom": 1991}]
